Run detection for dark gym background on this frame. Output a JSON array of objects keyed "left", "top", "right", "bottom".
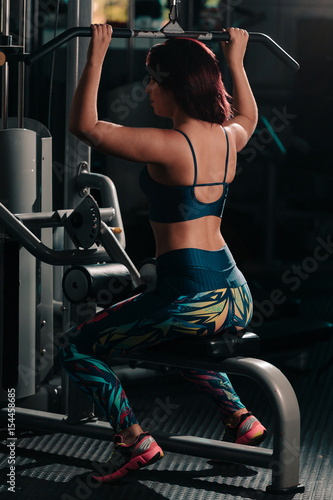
[
  {"left": 6, "top": 0, "right": 333, "bottom": 273},
  {"left": 1, "top": 1, "right": 333, "bottom": 499}
]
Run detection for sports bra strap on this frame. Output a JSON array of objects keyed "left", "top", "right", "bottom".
[
  {"left": 222, "top": 127, "right": 229, "bottom": 183},
  {"left": 174, "top": 127, "right": 230, "bottom": 186},
  {"left": 174, "top": 129, "right": 198, "bottom": 185}
]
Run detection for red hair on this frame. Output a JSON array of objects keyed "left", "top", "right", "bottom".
[{"left": 146, "top": 38, "right": 232, "bottom": 125}]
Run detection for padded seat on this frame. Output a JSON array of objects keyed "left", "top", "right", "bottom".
[{"left": 148, "top": 329, "right": 260, "bottom": 359}]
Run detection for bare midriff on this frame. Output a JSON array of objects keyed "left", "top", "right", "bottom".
[{"left": 151, "top": 216, "right": 226, "bottom": 257}]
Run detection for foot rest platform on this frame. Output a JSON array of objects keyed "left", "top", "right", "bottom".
[{"left": 126, "top": 329, "right": 304, "bottom": 494}]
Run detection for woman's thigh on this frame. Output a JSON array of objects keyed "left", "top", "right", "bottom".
[{"left": 65, "top": 284, "right": 252, "bottom": 359}]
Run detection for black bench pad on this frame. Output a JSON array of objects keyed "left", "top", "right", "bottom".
[{"left": 148, "top": 330, "right": 260, "bottom": 359}]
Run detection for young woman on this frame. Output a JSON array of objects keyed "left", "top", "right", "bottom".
[{"left": 59, "top": 24, "right": 266, "bottom": 483}]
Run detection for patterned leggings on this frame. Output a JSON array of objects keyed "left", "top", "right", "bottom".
[{"left": 59, "top": 281, "right": 253, "bottom": 434}]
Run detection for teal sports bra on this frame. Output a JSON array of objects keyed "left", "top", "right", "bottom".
[{"left": 139, "top": 128, "right": 230, "bottom": 223}]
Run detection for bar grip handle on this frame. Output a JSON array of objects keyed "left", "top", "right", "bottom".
[
  {"left": 247, "top": 32, "right": 299, "bottom": 71},
  {"left": 25, "top": 26, "right": 299, "bottom": 71}
]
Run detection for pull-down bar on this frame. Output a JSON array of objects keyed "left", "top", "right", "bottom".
[{"left": 18, "top": 26, "right": 299, "bottom": 71}]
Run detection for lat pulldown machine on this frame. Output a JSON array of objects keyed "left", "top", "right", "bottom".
[{"left": 0, "top": 0, "right": 303, "bottom": 495}]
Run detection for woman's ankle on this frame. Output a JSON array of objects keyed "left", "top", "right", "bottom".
[
  {"left": 119, "top": 424, "right": 144, "bottom": 444},
  {"left": 225, "top": 408, "right": 248, "bottom": 427}
]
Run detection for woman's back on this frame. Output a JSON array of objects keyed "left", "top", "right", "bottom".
[
  {"left": 145, "top": 120, "right": 238, "bottom": 256},
  {"left": 69, "top": 29, "right": 257, "bottom": 257}
]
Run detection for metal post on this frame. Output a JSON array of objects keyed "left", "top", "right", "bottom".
[
  {"left": 225, "top": 0, "right": 232, "bottom": 28},
  {"left": 223, "top": 357, "right": 302, "bottom": 493},
  {"left": 1, "top": 0, "right": 10, "bottom": 129},
  {"left": 63, "top": 0, "right": 94, "bottom": 422},
  {"left": 1, "top": 57, "right": 8, "bottom": 128},
  {"left": 64, "top": 0, "right": 92, "bottom": 210},
  {"left": 18, "top": 0, "right": 26, "bottom": 128},
  {"left": 127, "top": 0, "right": 135, "bottom": 83}
]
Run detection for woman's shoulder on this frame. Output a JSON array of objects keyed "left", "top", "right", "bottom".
[{"left": 223, "top": 118, "right": 256, "bottom": 153}]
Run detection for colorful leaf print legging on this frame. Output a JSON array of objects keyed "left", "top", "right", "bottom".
[{"left": 59, "top": 245, "right": 253, "bottom": 434}]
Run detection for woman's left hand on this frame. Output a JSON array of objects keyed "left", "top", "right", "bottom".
[{"left": 87, "top": 24, "right": 112, "bottom": 65}]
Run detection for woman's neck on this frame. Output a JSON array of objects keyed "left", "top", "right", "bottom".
[{"left": 172, "top": 114, "right": 216, "bottom": 131}]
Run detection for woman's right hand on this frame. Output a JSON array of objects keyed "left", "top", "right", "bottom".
[
  {"left": 221, "top": 27, "right": 249, "bottom": 70},
  {"left": 87, "top": 23, "right": 112, "bottom": 65}
]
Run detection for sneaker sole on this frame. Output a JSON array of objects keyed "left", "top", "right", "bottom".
[{"left": 92, "top": 445, "right": 164, "bottom": 483}]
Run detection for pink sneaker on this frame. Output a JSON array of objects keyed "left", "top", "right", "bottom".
[
  {"left": 92, "top": 432, "right": 164, "bottom": 483},
  {"left": 222, "top": 412, "right": 267, "bottom": 446}
]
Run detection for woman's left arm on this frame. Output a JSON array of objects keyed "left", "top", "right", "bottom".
[{"left": 69, "top": 24, "right": 171, "bottom": 164}]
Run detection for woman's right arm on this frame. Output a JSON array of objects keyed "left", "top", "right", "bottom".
[
  {"left": 68, "top": 24, "right": 177, "bottom": 164},
  {"left": 69, "top": 24, "right": 111, "bottom": 140},
  {"left": 222, "top": 28, "right": 258, "bottom": 151}
]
